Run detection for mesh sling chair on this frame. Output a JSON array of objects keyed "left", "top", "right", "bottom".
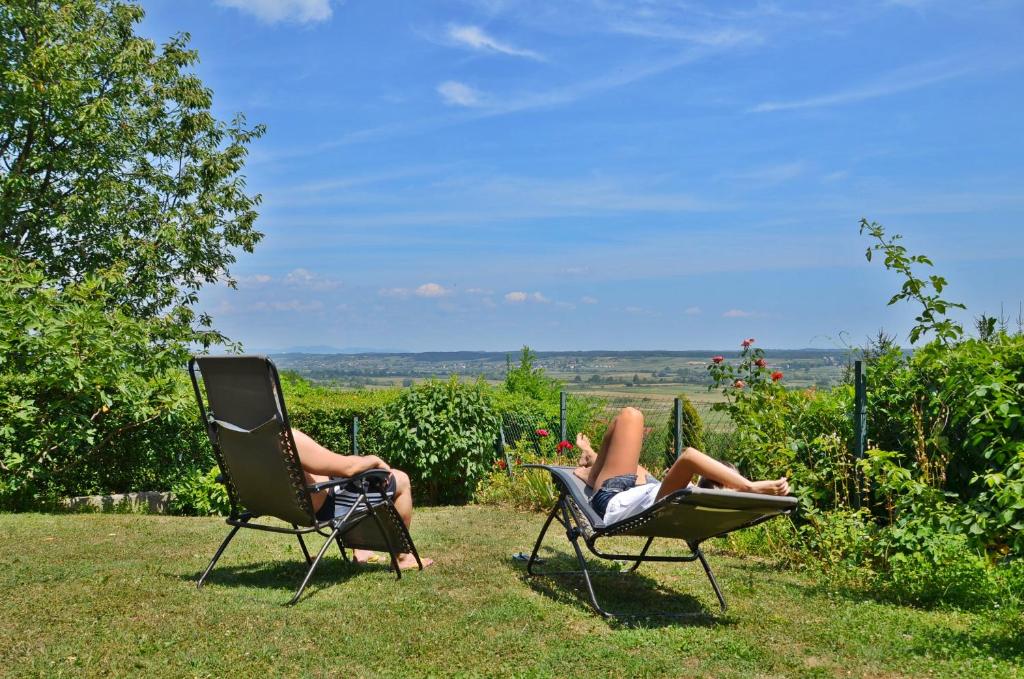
[
  {"left": 189, "top": 355, "right": 423, "bottom": 605},
  {"left": 524, "top": 464, "right": 797, "bottom": 618}
]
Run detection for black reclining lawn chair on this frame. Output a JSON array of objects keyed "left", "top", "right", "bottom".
[
  {"left": 524, "top": 464, "right": 797, "bottom": 618},
  {"left": 189, "top": 355, "right": 422, "bottom": 605}
]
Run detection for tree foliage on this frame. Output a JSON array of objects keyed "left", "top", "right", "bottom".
[
  {"left": 0, "top": 0, "right": 264, "bottom": 334},
  {"left": 0, "top": 255, "right": 206, "bottom": 507}
]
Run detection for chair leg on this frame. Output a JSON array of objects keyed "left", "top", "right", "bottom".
[
  {"left": 695, "top": 547, "right": 727, "bottom": 613},
  {"left": 197, "top": 524, "right": 242, "bottom": 589},
  {"left": 557, "top": 502, "right": 612, "bottom": 618},
  {"left": 365, "top": 500, "right": 402, "bottom": 580},
  {"left": 335, "top": 535, "right": 349, "bottom": 562},
  {"left": 625, "top": 537, "right": 655, "bottom": 573},
  {"left": 526, "top": 499, "right": 562, "bottom": 576},
  {"left": 289, "top": 526, "right": 342, "bottom": 606},
  {"left": 293, "top": 526, "right": 312, "bottom": 565}
]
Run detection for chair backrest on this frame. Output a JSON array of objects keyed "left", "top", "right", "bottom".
[{"left": 189, "top": 355, "right": 316, "bottom": 526}]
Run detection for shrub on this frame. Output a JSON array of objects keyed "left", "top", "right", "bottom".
[
  {"left": 0, "top": 256, "right": 210, "bottom": 509},
  {"left": 664, "top": 393, "right": 706, "bottom": 467},
  {"left": 281, "top": 373, "right": 400, "bottom": 458},
  {"left": 378, "top": 376, "right": 501, "bottom": 504},
  {"left": 474, "top": 441, "right": 560, "bottom": 511},
  {"left": 169, "top": 465, "right": 230, "bottom": 516}
]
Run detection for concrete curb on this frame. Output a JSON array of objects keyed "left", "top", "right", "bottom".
[{"left": 63, "top": 491, "right": 173, "bottom": 514}]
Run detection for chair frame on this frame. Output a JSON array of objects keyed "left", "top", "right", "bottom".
[
  {"left": 189, "top": 357, "right": 422, "bottom": 605},
  {"left": 524, "top": 465, "right": 793, "bottom": 618}
]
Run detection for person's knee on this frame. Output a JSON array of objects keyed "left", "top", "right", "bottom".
[
  {"left": 392, "top": 469, "right": 411, "bottom": 492},
  {"left": 619, "top": 406, "right": 644, "bottom": 425},
  {"left": 680, "top": 446, "right": 698, "bottom": 460}
]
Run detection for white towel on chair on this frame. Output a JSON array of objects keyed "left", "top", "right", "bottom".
[{"left": 603, "top": 482, "right": 662, "bottom": 524}]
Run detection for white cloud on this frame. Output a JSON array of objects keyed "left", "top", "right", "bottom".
[
  {"left": 684, "top": 306, "right": 702, "bottom": 315},
  {"left": 581, "top": 296, "right": 598, "bottom": 304},
  {"left": 447, "top": 24, "right": 544, "bottom": 60},
  {"left": 415, "top": 283, "right": 451, "bottom": 298},
  {"left": 379, "top": 287, "right": 410, "bottom": 298},
  {"left": 437, "top": 81, "right": 483, "bottom": 107},
  {"left": 722, "top": 309, "right": 755, "bottom": 318},
  {"left": 504, "top": 291, "right": 550, "bottom": 304},
  {"left": 284, "top": 268, "right": 341, "bottom": 291},
  {"left": 466, "top": 287, "right": 493, "bottom": 295},
  {"left": 216, "top": 0, "right": 333, "bottom": 24},
  {"left": 251, "top": 299, "right": 325, "bottom": 312}
]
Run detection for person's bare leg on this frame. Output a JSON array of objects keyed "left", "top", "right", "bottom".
[
  {"left": 291, "top": 430, "right": 432, "bottom": 569},
  {"left": 581, "top": 407, "right": 645, "bottom": 489},
  {"left": 656, "top": 447, "right": 789, "bottom": 500}
]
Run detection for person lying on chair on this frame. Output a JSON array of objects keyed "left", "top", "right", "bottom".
[
  {"left": 292, "top": 430, "right": 434, "bottom": 570},
  {"left": 574, "top": 407, "right": 790, "bottom": 525}
]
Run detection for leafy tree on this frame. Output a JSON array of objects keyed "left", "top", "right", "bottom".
[
  {"left": 503, "top": 346, "right": 562, "bottom": 401},
  {"left": 860, "top": 219, "right": 964, "bottom": 345},
  {"left": 0, "top": 0, "right": 264, "bottom": 337}
]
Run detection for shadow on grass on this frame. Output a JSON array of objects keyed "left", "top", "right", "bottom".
[
  {"left": 181, "top": 556, "right": 394, "bottom": 602},
  {"left": 515, "top": 551, "right": 735, "bottom": 628}
]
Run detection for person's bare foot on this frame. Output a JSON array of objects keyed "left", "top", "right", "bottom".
[
  {"left": 746, "top": 478, "right": 790, "bottom": 495},
  {"left": 576, "top": 433, "right": 597, "bottom": 467},
  {"left": 353, "top": 549, "right": 433, "bottom": 570}
]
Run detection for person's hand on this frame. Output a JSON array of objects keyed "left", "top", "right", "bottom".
[{"left": 366, "top": 455, "right": 390, "bottom": 472}]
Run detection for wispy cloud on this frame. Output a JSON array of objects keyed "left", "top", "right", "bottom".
[
  {"left": 684, "top": 306, "right": 702, "bottom": 316},
  {"left": 284, "top": 268, "right": 342, "bottom": 291},
  {"left": 438, "top": 80, "right": 485, "bottom": 107},
  {"left": 251, "top": 299, "right": 325, "bottom": 312},
  {"left": 722, "top": 161, "right": 806, "bottom": 186},
  {"left": 216, "top": 0, "right": 333, "bottom": 24},
  {"left": 447, "top": 24, "right": 544, "bottom": 60},
  {"left": 581, "top": 296, "right": 598, "bottom": 304},
  {"left": 750, "top": 58, "right": 975, "bottom": 113},
  {"left": 722, "top": 309, "right": 764, "bottom": 318}
]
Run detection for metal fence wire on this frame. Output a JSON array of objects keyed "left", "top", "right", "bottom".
[{"left": 498, "top": 391, "right": 737, "bottom": 473}]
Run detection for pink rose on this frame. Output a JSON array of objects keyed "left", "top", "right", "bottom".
[
  {"left": 755, "top": 358, "right": 767, "bottom": 368},
  {"left": 712, "top": 355, "right": 724, "bottom": 364},
  {"left": 741, "top": 338, "right": 755, "bottom": 348},
  {"left": 734, "top": 379, "right": 746, "bottom": 389},
  {"left": 771, "top": 371, "right": 783, "bottom": 382},
  {"left": 535, "top": 428, "right": 549, "bottom": 438}
]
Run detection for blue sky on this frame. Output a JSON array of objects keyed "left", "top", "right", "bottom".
[{"left": 140, "top": 0, "right": 1024, "bottom": 352}]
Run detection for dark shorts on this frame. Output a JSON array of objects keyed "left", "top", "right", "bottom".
[
  {"left": 591, "top": 473, "right": 644, "bottom": 518},
  {"left": 316, "top": 473, "right": 398, "bottom": 522}
]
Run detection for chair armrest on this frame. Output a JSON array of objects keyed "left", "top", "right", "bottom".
[{"left": 307, "top": 469, "right": 392, "bottom": 494}]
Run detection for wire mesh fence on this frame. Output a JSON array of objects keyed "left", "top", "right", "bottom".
[{"left": 497, "top": 391, "right": 738, "bottom": 473}]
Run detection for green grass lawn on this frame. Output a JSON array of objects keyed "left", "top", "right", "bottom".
[{"left": 1, "top": 507, "right": 1020, "bottom": 678}]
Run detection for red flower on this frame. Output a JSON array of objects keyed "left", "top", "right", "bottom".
[
  {"left": 497, "top": 459, "right": 507, "bottom": 470},
  {"left": 535, "top": 428, "right": 549, "bottom": 437},
  {"left": 734, "top": 379, "right": 746, "bottom": 389},
  {"left": 741, "top": 338, "right": 755, "bottom": 348},
  {"left": 555, "top": 440, "right": 574, "bottom": 454},
  {"left": 712, "top": 355, "right": 724, "bottom": 364},
  {"left": 771, "top": 371, "right": 783, "bottom": 382},
  {"left": 755, "top": 358, "right": 767, "bottom": 368}
]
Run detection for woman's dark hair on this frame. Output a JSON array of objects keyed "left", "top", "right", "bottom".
[{"left": 697, "top": 461, "right": 738, "bottom": 489}]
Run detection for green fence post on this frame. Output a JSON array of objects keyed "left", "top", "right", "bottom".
[
  {"left": 853, "top": 360, "right": 867, "bottom": 508},
  {"left": 674, "top": 397, "right": 683, "bottom": 460},
  {"left": 559, "top": 391, "right": 567, "bottom": 442},
  {"left": 352, "top": 415, "right": 359, "bottom": 456}
]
